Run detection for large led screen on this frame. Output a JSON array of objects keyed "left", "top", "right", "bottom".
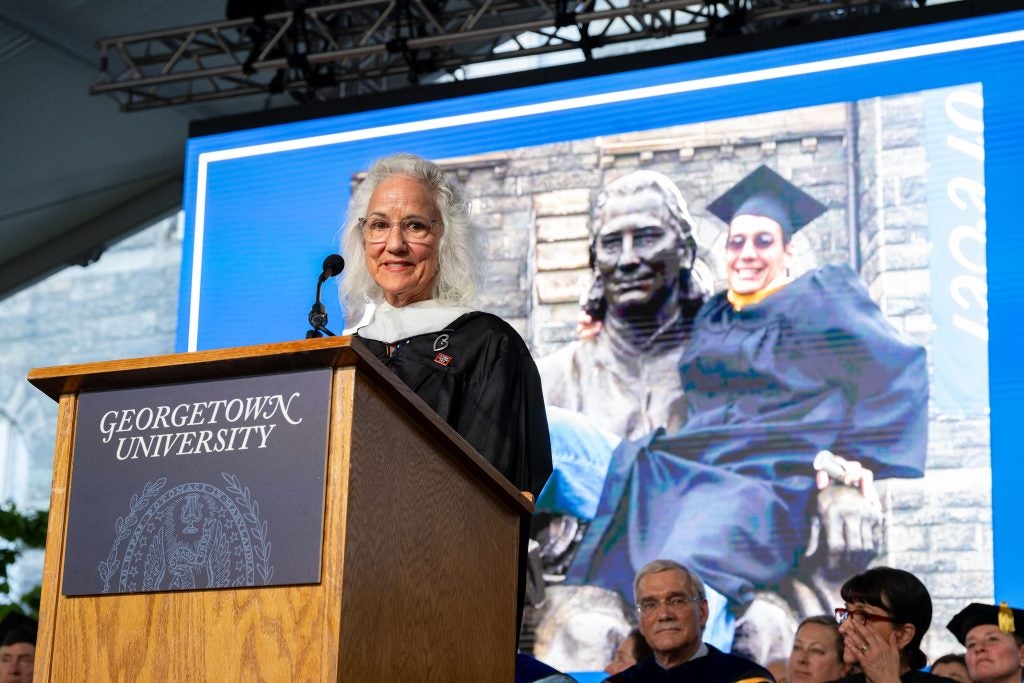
[{"left": 178, "top": 10, "right": 1023, "bottom": 676}]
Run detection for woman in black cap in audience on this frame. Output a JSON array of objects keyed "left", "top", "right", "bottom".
[
  {"left": 947, "top": 602, "right": 1024, "bottom": 683},
  {"left": 831, "top": 566, "right": 955, "bottom": 683}
]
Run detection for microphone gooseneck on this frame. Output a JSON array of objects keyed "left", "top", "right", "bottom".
[{"left": 307, "top": 254, "right": 345, "bottom": 338}]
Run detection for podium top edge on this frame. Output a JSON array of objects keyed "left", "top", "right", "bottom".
[
  {"left": 27, "top": 335, "right": 534, "bottom": 514},
  {"left": 26, "top": 336, "right": 362, "bottom": 402}
]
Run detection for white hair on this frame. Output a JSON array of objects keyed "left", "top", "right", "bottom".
[
  {"left": 339, "top": 153, "right": 481, "bottom": 320},
  {"left": 633, "top": 559, "right": 707, "bottom": 603}
]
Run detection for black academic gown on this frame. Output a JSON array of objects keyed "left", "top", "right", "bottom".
[
  {"left": 569, "top": 264, "right": 927, "bottom": 606},
  {"left": 356, "top": 311, "right": 554, "bottom": 635},
  {"left": 356, "top": 311, "right": 552, "bottom": 498},
  {"left": 606, "top": 645, "right": 775, "bottom": 682}
]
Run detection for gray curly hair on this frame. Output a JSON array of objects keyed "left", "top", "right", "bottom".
[{"left": 340, "top": 153, "right": 481, "bottom": 320}]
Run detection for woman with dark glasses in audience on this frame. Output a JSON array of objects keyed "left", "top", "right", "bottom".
[{"left": 830, "top": 567, "right": 956, "bottom": 683}]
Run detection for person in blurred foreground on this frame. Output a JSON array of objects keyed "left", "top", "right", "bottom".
[
  {"left": 767, "top": 659, "right": 790, "bottom": 683},
  {"left": 516, "top": 652, "right": 578, "bottom": 683},
  {"left": 0, "top": 612, "right": 36, "bottom": 683},
  {"left": 928, "top": 654, "right": 969, "bottom": 683},
  {"left": 947, "top": 602, "right": 1024, "bottom": 683}
]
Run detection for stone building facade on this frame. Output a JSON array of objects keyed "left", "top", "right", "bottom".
[{"left": 0, "top": 215, "right": 182, "bottom": 599}]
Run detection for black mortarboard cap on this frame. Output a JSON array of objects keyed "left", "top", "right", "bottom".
[
  {"left": 947, "top": 602, "right": 1024, "bottom": 645},
  {"left": 0, "top": 611, "right": 37, "bottom": 647},
  {"left": 706, "top": 165, "right": 827, "bottom": 238}
]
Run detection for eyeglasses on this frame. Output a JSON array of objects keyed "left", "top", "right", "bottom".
[
  {"left": 835, "top": 608, "right": 898, "bottom": 626},
  {"left": 359, "top": 216, "right": 439, "bottom": 244},
  {"left": 637, "top": 595, "right": 703, "bottom": 615},
  {"left": 726, "top": 232, "right": 778, "bottom": 252}
]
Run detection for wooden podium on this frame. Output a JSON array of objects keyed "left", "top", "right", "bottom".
[{"left": 28, "top": 336, "right": 532, "bottom": 681}]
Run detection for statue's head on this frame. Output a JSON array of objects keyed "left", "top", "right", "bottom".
[{"left": 585, "top": 170, "right": 699, "bottom": 323}]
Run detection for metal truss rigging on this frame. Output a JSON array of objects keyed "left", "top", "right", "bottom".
[{"left": 92, "top": 0, "right": 911, "bottom": 111}]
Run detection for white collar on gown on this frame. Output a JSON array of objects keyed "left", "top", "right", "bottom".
[{"left": 355, "top": 300, "right": 474, "bottom": 344}]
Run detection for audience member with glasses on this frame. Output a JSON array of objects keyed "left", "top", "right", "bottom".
[
  {"left": 603, "top": 559, "right": 775, "bottom": 682},
  {"left": 339, "top": 152, "right": 552, "bottom": 635},
  {"left": 829, "top": 566, "right": 956, "bottom": 683},
  {"left": 568, "top": 164, "right": 928, "bottom": 665},
  {"left": 946, "top": 602, "right": 1024, "bottom": 683}
]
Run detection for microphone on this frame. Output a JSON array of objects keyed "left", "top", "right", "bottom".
[
  {"left": 319, "top": 254, "right": 345, "bottom": 282},
  {"left": 306, "top": 254, "right": 345, "bottom": 338}
]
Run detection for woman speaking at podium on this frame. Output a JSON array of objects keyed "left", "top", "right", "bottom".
[
  {"left": 339, "top": 151, "right": 552, "bottom": 501},
  {"left": 338, "top": 153, "right": 552, "bottom": 648}
]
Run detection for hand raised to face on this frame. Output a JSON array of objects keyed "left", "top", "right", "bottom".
[{"left": 837, "top": 604, "right": 910, "bottom": 683}]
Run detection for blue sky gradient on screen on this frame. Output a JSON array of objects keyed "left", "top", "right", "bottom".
[{"left": 177, "top": 11, "right": 1024, "bottom": 602}]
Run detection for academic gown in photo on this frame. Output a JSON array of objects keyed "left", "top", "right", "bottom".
[
  {"left": 568, "top": 264, "right": 928, "bottom": 606},
  {"left": 356, "top": 310, "right": 553, "bottom": 498},
  {"left": 606, "top": 645, "right": 775, "bottom": 682}
]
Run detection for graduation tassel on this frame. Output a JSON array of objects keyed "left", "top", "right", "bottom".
[{"left": 999, "top": 602, "right": 1016, "bottom": 634}]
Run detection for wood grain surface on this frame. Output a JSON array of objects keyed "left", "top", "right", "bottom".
[
  {"left": 335, "top": 371, "right": 519, "bottom": 681},
  {"left": 28, "top": 337, "right": 526, "bottom": 681}
]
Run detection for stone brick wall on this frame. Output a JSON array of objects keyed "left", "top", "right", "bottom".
[
  {"left": 0, "top": 215, "right": 182, "bottom": 598},
  {"left": 429, "top": 104, "right": 858, "bottom": 351}
]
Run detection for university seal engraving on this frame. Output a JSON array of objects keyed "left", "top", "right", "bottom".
[{"left": 98, "top": 473, "right": 273, "bottom": 593}]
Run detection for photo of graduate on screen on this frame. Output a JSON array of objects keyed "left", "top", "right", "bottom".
[
  {"left": 422, "top": 88, "right": 987, "bottom": 671},
  {"left": 562, "top": 162, "right": 927, "bottom": 662}
]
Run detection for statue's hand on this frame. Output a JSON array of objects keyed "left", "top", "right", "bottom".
[{"left": 805, "top": 455, "right": 882, "bottom": 574}]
